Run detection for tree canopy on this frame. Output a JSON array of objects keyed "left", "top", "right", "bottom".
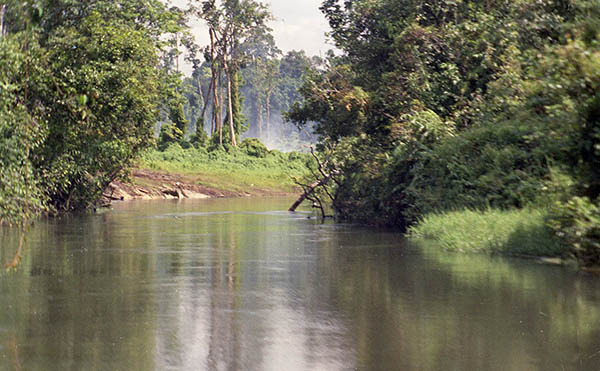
[
  {"left": 288, "top": 0, "right": 600, "bottom": 265},
  {"left": 0, "top": 0, "right": 185, "bottom": 222}
]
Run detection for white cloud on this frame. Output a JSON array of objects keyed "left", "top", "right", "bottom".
[{"left": 266, "top": 0, "right": 333, "bottom": 55}]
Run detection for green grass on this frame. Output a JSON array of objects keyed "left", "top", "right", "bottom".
[
  {"left": 135, "top": 143, "right": 312, "bottom": 194},
  {"left": 409, "top": 207, "right": 570, "bottom": 258}
]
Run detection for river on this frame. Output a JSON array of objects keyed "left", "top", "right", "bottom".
[{"left": 1, "top": 197, "right": 599, "bottom": 370}]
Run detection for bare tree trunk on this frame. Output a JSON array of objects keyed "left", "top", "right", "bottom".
[
  {"left": 218, "top": 72, "right": 223, "bottom": 145},
  {"left": 265, "top": 90, "right": 271, "bottom": 142},
  {"left": 289, "top": 176, "right": 332, "bottom": 212},
  {"left": 211, "top": 106, "right": 215, "bottom": 135},
  {"left": 0, "top": 5, "right": 5, "bottom": 38},
  {"left": 226, "top": 69, "right": 237, "bottom": 147},
  {"left": 196, "top": 74, "right": 204, "bottom": 104},
  {"left": 199, "top": 73, "right": 213, "bottom": 133},
  {"left": 257, "top": 97, "right": 263, "bottom": 138},
  {"left": 209, "top": 27, "right": 218, "bottom": 136},
  {"left": 212, "top": 75, "right": 218, "bottom": 136},
  {"left": 289, "top": 145, "right": 341, "bottom": 213}
]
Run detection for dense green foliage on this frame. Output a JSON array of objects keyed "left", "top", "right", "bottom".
[
  {"left": 0, "top": 0, "right": 184, "bottom": 223},
  {"left": 0, "top": 33, "right": 47, "bottom": 224},
  {"left": 40, "top": 11, "right": 162, "bottom": 210},
  {"left": 1, "top": 0, "right": 315, "bottom": 228},
  {"left": 288, "top": 0, "right": 600, "bottom": 266},
  {"left": 4, "top": 0, "right": 599, "bottom": 266},
  {"left": 548, "top": 197, "right": 600, "bottom": 266}
]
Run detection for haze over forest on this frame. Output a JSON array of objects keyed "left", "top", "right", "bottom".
[{"left": 164, "top": 0, "right": 334, "bottom": 151}]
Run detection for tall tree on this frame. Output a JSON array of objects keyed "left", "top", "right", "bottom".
[{"left": 193, "top": 0, "right": 273, "bottom": 146}]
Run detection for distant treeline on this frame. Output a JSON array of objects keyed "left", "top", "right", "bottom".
[{"left": 178, "top": 50, "right": 323, "bottom": 152}]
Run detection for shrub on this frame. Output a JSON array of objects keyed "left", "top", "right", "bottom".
[
  {"left": 157, "top": 123, "right": 184, "bottom": 151},
  {"left": 0, "top": 35, "right": 48, "bottom": 224},
  {"left": 240, "top": 138, "right": 269, "bottom": 158},
  {"left": 548, "top": 197, "right": 600, "bottom": 267},
  {"left": 406, "top": 118, "right": 555, "bottom": 217},
  {"left": 189, "top": 127, "right": 210, "bottom": 148}
]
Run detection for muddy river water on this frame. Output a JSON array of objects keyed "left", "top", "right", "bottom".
[{"left": 1, "top": 197, "right": 599, "bottom": 370}]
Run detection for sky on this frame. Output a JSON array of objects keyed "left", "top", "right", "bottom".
[
  {"left": 266, "top": 0, "right": 333, "bottom": 56},
  {"left": 169, "top": 0, "right": 334, "bottom": 75}
]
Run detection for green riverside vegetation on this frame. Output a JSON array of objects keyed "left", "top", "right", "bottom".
[
  {"left": 1, "top": 0, "right": 185, "bottom": 222},
  {"left": 138, "top": 141, "right": 311, "bottom": 194},
  {"left": 409, "top": 208, "right": 567, "bottom": 258},
  {"left": 287, "top": 0, "right": 600, "bottom": 268},
  {"left": 0, "top": 0, "right": 310, "bottom": 224}
]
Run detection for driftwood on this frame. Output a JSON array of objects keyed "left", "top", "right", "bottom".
[
  {"left": 289, "top": 145, "right": 340, "bottom": 218},
  {"left": 162, "top": 188, "right": 183, "bottom": 198},
  {"left": 289, "top": 176, "right": 332, "bottom": 212}
]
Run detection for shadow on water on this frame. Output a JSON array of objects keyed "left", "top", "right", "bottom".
[{"left": 0, "top": 197, "right": 599, "bottom": 370}]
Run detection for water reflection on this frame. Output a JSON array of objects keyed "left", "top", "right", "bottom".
[{"left": 1, "top": 197, "right": 599, "bottom": 370}]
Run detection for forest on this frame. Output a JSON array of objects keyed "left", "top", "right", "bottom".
[{"left": 1, "top": 0, "right": 599, "bottom": 267}]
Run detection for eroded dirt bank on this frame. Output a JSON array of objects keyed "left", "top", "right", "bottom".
[{"left": 103, "top": 169, "right": 292, "bottom": 202}]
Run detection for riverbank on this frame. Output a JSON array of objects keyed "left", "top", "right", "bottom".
[
  {"left": 102, "top": 144, "right": 310, "bottom": 203},
  {"left": 103, "top": 168, "right": 298, "bottom": 202},
  {"left": 408, "top": 207, "right": 572, "bottom": 263}
]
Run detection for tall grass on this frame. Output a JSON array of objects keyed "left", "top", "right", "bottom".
[
  {"left": 409, "top": 207, "right": 570, "bottom": 258},
  {"left": 135, "top": 143, "right": 311, "bottom": 193}
]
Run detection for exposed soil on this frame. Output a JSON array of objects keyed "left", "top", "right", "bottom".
[{"left": 102, "top": 169, "right": 294, "bottom": 203}]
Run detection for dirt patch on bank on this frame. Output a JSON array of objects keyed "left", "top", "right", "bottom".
[{"left": 103, "top": 169, "right": 294, "bottom": 203}]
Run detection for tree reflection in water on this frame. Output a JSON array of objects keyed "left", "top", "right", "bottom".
[{"left": 0, "top": 198, "right": 599, "bottom": 370}]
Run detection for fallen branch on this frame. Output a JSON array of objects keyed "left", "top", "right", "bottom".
[
  {"left": 289, "top": 177, "right": 330, "bottom": 212},
  {"left": 289, "top": 144, "right": 341, "bottom": 214}
]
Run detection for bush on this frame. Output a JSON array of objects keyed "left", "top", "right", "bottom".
[
  {"left": 548, "top": 197, "right": 600, "bottom": 267},
  {"left": 0, "top": 35, "right": 48, "bottom": 224},
  {"left": 239, "top": 138, "right": 269, "bottom": 158},
  {"left": 189, "top": 127, "right": 210, "bottom": 148},
  {"left": 406, "top": 119, "right": 555, "bottom": 217},
  {"left": 157, "top": 123, "right": 184, "bottom": 151},
  {"left": 331, "top": 109, "right": 457, "bottom": 228}
]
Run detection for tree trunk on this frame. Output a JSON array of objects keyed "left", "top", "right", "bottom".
[
  {"left": 265, "top": 91, "right": 271, "bottom": 142},
  {"left": 195, "top": 73, "right": 205, "bottom": 133},
  {"left": 210, "top": 27, "right": 219, "bottom": 137},
  {"left": 218, "top": 72, "right": 223, "bottom": 145},
  {"left": 289, "top": 176, "right": 332, "bottom": 212},
  {"left": 212, "top": 76, "right": 218, "bottom": 135},
  {"left": 226, "top": 68, "right": 237, "bottom": 147},
  {"left": 257, "top": 96, "right": 263, "bottom": 138},
  {"left": 0, "top": 5, "right": 6, "bottom": 37},
  {"left": 200, "top": 74, "right": 213, "bottom": 133}
]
